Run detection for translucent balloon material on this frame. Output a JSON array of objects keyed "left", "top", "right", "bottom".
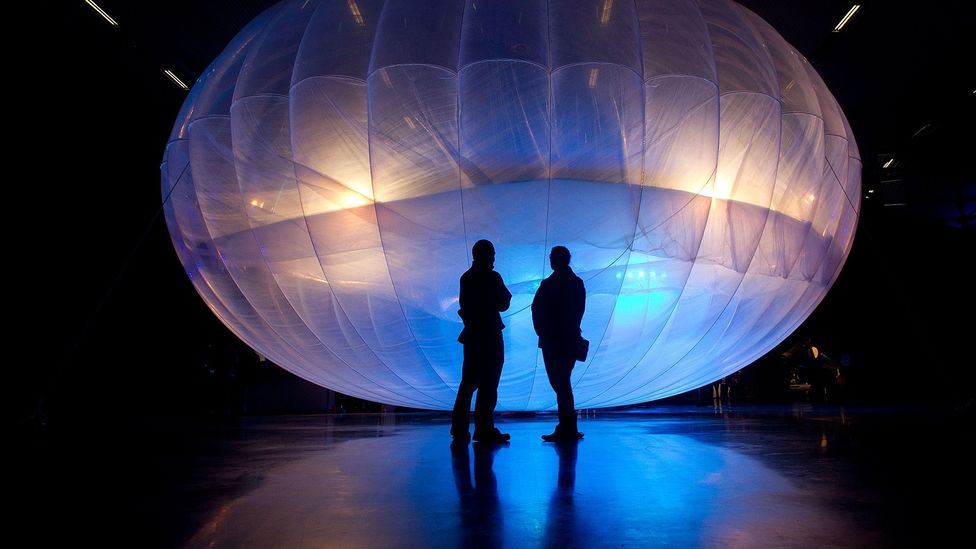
[{"left": 161, "top": 0, "right": 860, "bottom": 410}]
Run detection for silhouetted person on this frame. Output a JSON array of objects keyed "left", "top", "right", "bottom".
[
  {"left": 452, "top": 240, "right": 512, "bottom": 443},
  {"left": 532, "top": 246, "right": 585, "bottom": 442}
]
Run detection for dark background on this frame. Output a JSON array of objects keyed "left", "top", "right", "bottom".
[{"left": 26, "top": 0, "right": 974, "bottom": 430}]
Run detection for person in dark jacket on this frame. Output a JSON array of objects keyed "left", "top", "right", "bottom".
[
  {"left": 452, "top": 240, "right": 513, "bottom": 443},
  {"left": 532, "top": 246, "right": 586, "bottom": 442}
]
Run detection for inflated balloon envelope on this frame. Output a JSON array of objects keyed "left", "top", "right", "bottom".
[{"left": 161, "top": 0, "right": 861, "bottom": 410}]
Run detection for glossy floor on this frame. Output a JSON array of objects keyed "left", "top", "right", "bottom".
[{"left": 30, "top": 404, "right": 972, "bottom": 547}]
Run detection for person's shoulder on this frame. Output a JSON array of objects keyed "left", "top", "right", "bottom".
[
  {"left": 460, "top": 268, "right": 478, "bottom": 283},
  {"left": 536, "top": 276, "right": 551, "bottom": 292}
]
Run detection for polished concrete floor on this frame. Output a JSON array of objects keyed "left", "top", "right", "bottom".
[{"left": 27, "top": 404, "right": 973, "bottom": 547}]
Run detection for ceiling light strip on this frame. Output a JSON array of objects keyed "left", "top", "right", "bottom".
[
  {"left": 84, "top": 0, "right": 119, "bottom": 27},
  {"left": 163, "top": 69, "right": 189, "bottom": 90},
  {"left": 833, "top": 5, "right": 861, "bottom": 32}
]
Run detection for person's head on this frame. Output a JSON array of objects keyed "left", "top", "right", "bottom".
[
  {"left": 549, "top": 246, "right": 571, "bottom": 270},
  {"left": 472, "top": 239, "right": 495, "bottom": 267}
]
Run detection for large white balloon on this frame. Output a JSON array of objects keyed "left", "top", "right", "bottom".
[{"left": 162, "top": 0, "right": 860, "bottom": 410}]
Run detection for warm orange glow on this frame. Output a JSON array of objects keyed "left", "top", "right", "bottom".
[
  {"left": 342, "top": 192, "right": 370, "bottom": 208},
  {"left": 600, "top": 0, "right": 614, "bottom": 26},
  {"left": 379, "top": 68, "right": 393, "bottom": 88},
  {"left": 707, "top": 176, "right": 734, "bottom": 201},
  {"left": 347, "top": 0, "right": 365, "bottom": 27},
  {"left": 588, "top": 68, "right": 599, "bottom": 89}
]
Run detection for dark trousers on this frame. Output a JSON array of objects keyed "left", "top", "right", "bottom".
[
  {"left": 542, "top": 347, "right": 577, "bottom": 434},
  {"left": 452, "top": 332, "right": 504, "bottom": 437}
]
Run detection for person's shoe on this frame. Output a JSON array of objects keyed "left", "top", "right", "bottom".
[
  {"left": 451, "top": 430, "right": 471, "bottom": 442},
  {"left": 473, "top": 428, "right": 511, "bottom": 444},
  {"left": 541, "top": 431, "right": 584, "bottom": 442}
]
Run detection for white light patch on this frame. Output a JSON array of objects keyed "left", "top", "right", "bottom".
[
  {"left": 85, "top": 0, "right": 118, "bottom": 27},
  {"left": 164, "top": 69, "right": 189, "bottom": 90}
]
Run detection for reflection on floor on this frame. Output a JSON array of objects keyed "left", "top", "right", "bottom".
[{"left": 29, "top": 404, "right": 974, "bottom": 547}]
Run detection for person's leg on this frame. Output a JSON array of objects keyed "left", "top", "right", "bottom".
[
  {"left": 474, "top": 333, "right": 504, "bottom": 438},
  {"left": 555, "top": 354, "right": 577, "bottom": 434},
  {"left": 451, "top": 343, "right": 479, "bottom": 438},
  {"left": 543, "top": 348, "right": 577, "bottom": 435}
]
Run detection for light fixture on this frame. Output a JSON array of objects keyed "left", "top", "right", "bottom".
[
  {"left": 163, "top": 69, "right": 189, "bottom": 90},
  {"left": 84, "top": 0, "right": 119, "bottom": 27},
  {"left": 833, "top": 5, "right": 860, "bottom": 32},
  {"left": 883, "top": 158, "right": 894, "bottom": 169}
]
